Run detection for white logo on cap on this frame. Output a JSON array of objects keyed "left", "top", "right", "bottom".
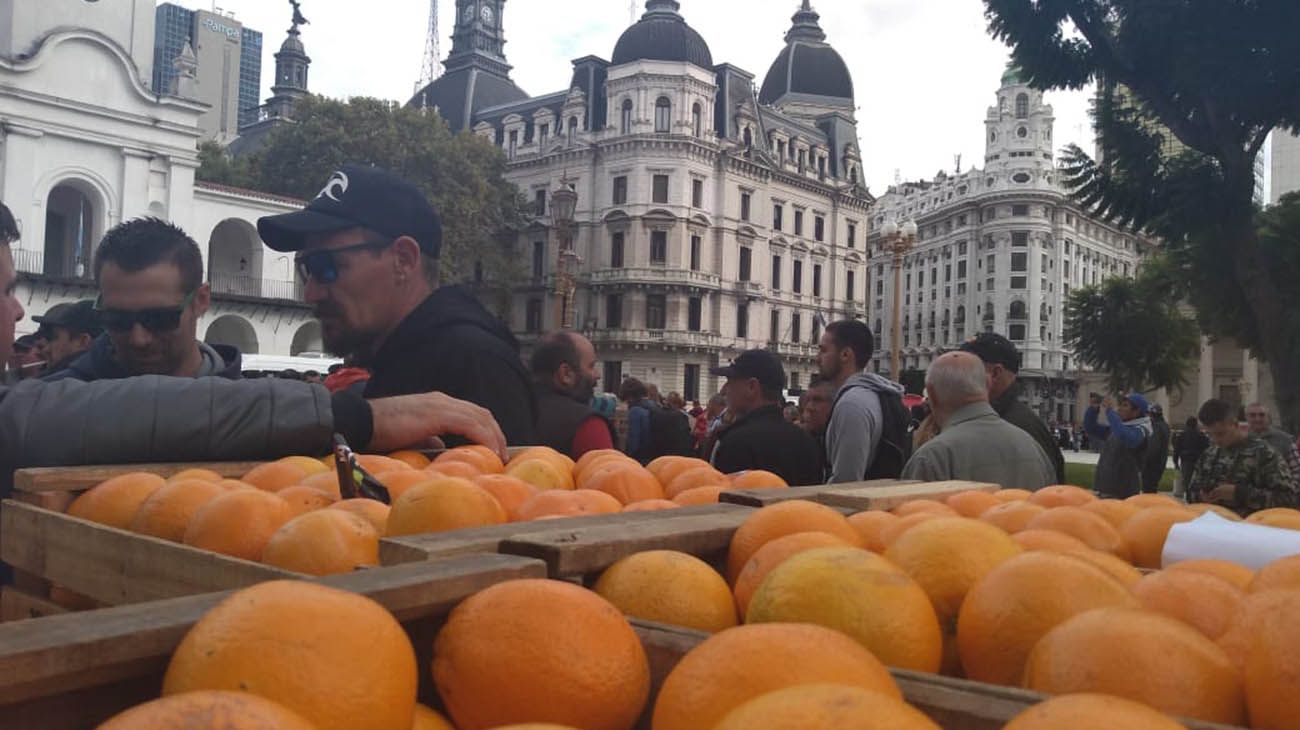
[{"left": 317, "top": 171, "right": 349, "bottom": 202}]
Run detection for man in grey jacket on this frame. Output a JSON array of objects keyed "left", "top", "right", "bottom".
[
  {"left": 816, "top": 320, "right": 910, "bottom": 483},
  {"left": 902, "top": 352, "right": 1056, "bottom": 489}
]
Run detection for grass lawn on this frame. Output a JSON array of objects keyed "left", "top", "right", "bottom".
[{"left": 1063, "top": 462, "right": 1177, "bottom": 492}]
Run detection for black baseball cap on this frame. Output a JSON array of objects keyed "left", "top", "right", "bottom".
[
  {"left": 33, "top": 300, "right": 101, "bottom": 337},
  {"left": 959, "top": 332, "right": 1021, "bottom": 373},
  {"left": 257, "top": 164, "right": 443, "bottom": 257},
  {"left": 711, "top": 349, "right": 787, "bottom": 391},
  {"left": 13, "top": 333, "right": 39, "bottom": 352}
]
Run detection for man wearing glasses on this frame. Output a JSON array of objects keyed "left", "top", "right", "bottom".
[{"left": 257, "top": 164, "right": 536, "bottom": 445}]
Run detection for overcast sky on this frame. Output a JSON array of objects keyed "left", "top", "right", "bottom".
[{"left": 171, "top": 0, "right": 1095, "bottom": 194}]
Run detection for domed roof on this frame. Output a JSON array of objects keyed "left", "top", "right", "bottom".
[
  {"left": 758, "top": 2, "right": 853, "bottom": 105},
  {"left": 278, "top": 28, "right": 305, "bottom": 55},
  {"left": 1001, "top": 63, "right": 1026, "bottom": 86},
  {"left": 611, "top": 1, "right": 713, "bottom": 69},
  {"left": 410, "top": 67, "right": 529, "bottom": 133}
]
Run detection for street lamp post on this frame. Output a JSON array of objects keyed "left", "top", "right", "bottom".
[
  {"left": 880, "top": 218, "right": 917, "bottom": 378},
  {"left": 550, "top": 181, "right": 579, "bottom": 330}
]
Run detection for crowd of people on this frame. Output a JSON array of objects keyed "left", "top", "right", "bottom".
[{"left": 0, "top": 163, "right": 1296, "bottom": 517}]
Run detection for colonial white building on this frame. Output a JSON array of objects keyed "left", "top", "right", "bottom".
[
  {"left": 414, "top": 0, "right": 873, "bottom": 402},
  {"left": 0, "top": 0, "right": 320, "bottom": 359},
  {"left": 866, "top": 67, "right": 1152, "bottom": 425}
]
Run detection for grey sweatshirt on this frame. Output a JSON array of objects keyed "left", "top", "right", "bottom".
[{"left": 826, "top": 371, "right": 906, "bottom": 484}]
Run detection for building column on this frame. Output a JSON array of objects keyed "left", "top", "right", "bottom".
[
  {"left": 1198, "top": 336, "right": 1214, "bottom": 406},
  {"left": 1242, "top": 348, "right": 1260, "bottom": 406}
]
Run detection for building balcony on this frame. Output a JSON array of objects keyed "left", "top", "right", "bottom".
[
  {"left": 209, "top": 273, "right": 302, "bottom": 303},
  {"left": 586, "top": 267, "right": 721, "bottom": 290},
  {"left": 772, "top": 340, "right": 818, "bottom": 359},
  {"left": 733, "top": 280, "right": 764, "bottom": 296},
  {"left": 585, "top": 328, "right": 722, "bottom": 350}
]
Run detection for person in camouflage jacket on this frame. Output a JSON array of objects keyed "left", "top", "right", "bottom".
[{"left": 1188, "top": 399, "right": 1298, "bottom": 517}]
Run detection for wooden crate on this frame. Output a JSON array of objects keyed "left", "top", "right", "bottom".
[
  {"left": 720, "top": 479, "right": 920, "bottom": 507},
  {"left": 815, "top": 480, "right": 1001, "bottom": 511}
]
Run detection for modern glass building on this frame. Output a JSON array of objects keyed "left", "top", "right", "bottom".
[{"left": 152, "top": 3, "right": 262, "bottom": 139}]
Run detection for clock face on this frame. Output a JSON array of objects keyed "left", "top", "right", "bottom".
[{"left": 480, "top": 4, "right": 494, "bottom": 24}]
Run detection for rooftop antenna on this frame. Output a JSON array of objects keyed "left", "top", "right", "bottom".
[
  {"left": 415, "top": 0, "right": 442, "bottom": 95},
  {"left": 954, "top": 153, "right": 962, "bottom": 174}
]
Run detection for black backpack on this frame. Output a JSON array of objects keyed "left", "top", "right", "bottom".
[
  {"left": 636, "top": 402, "right": 694, "bottom": 462},
  {"left": 833, "top": 385, "right": 913, "bottom": 480}
]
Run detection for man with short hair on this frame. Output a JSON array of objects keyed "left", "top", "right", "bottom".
[
  {"left": 529, "top": 331, "right": 614, "bottom": 458},
  {"left": 618, "top": 377, "right": 692, "bottom": 463},
  {"left": 1245, "top": 403, "right": 1300, "bottom": 486},
  {"left": 1188, "top": 399, "right": 1297, "bottom": 516},
  {"left": 709, "top": 349, "right": 822, "bottom": 485},
  {"left": 959, "top": 333, "right": 1066, "bottom": 484},
  {"left": 33, "top": 300, "right": 101, "bottom": 376},
  {"left": 258, "top": 164, "right": 535, "bottom": 444},
  {"left": 5, "top": 334, "right": 43, "bottom": 382},
  {"left": 46, "top": 218, "right": 239, "bottom": 381},
  {"left": 816, "top": 320, "right": 910, "bottom": 483},
  {"left": 901, "top": 352, "right": 1056, "bottom": 489},
  {"left": 1084, "top": 392, "right": 1154, "bottom": 498},
  {"left": 1141, "top": 404, "right": 1173, "bottom": 494},
  {"left": 800, "top": 376, "right": 835, "bottom": 480}
]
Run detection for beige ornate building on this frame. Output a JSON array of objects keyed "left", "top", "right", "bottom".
[{"left": 413, "top": 0, "right": 872, "bottom": 401}]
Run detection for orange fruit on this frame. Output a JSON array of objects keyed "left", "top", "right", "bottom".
[
  {"left": 574, "top": 448, "right": 627, "bottom": 479},
  {"left": 732, "top": 531, "right": 854, "bottom": 616},
  {"left": 506, "top": 447, "right": 575, "bottom": 481},
  {"left": 472, "top": 474, "right": 539, "bottom": 521},
  {"left": 385, "top": 478, "right": 506, "bottom": 536},
  {"left": 664, "top": 466, "right": 729, "bottom": 498},
  {"left": 1242, "top": 590, "right": 1300, "bottom": 730},
  {"left": 241, "top": 461, "right": 309, "bottom": 492},
  {"left": 261, "top": 509, "right": 379, "bottom": 576},
  {"left": 574, "top": 455, "right": 638, "bottom": 488},
  {"left": 1029, "top": 485, "right": 1096, "bottom": 508},
  {"left": 1124, "top": 493, "right": 1183, "bottom": 508},
  {"left": 163, "top": 581, "right": 417, "bottom": 730},
  {"left": 386, "top": 450, "right": 431, "bottom": 469},
  {"left": 355, "top": 454, "right": 414, "bottom": 474},
  {"left": 956, "top": 551, "right": 1139, "bottom": 685},
  {"left": 67, "top": 472, "right": 166, "bottom": 529},
  {"left": 652, "top": 622, "right": 900, "bottom": 730},
  {"left": 99, "top": 690, "right": 316, "bottom": 729},
  {"left": 1132, "top": 570, "right": 1244, "bottom": 640},
  {"left": 879, "top": 512, "right": 944, "bottom": 547},
  {"left": 296, "top": 470, "right": 343, "bottom": 500},
  {"left": 1081, "top": 499, "right": 1140, "bottom": 529},
  {"left": 1246, "top": 507, "right": 1300, "bottom": 530},
  {"left": 183, "top": 490, "right": 293, "bottom": 561},
  {"left": 165, "top": 468, "right": 223, "bottom": 484},
  {"left": 217, "top": 479, "right": 256, "bottom": 491},
  {"left": 892, "top": 499, "right": 957, "bottom": 517},
  {"left": 433, "top": 579, "right": 649, "bottom": 730},
  {"left": 648, "top": 456, "right": 709, "bottom": 487},
  {"left": 1249, "top": 554, "right": 1300, "bottom": 593},
  {"left": 412, "top": 704, "right": 455, "bottom": 730},
  {"left": 515, "top": 489, "right": 622, "bottom": 520},
  {"left": 594, "top": 550, "right": 737, "bottom": 632},
  {"left": 1011, "top": 528, "right": 1091, "bottom": 553},
  {"left": 1120, "top": 507, "right": 1196, "bottom": 568},
  {"left": 712, "top": 683, "right": 940, "bottom": 730},
  {"left": 671, "top": 485, "right": 726, "bottom": 505},
  {"left": 994, "top": 488, "right": 1033, "bottom": 502},
  {"left": 1187, "top": 502, "right": 1243, "bottom": 520},
  {"left": 1024, "top": 506, "right": 1129, "bottom": 559},
  {"left": 726, "top": 500, "right": 863, "bottom": 582},
  {"left": 423, "top": 460, "right": 482, "bottom": 480},
  {"left": 729, "top": 470, "right": 789, "bottom": 489},
  {"left": 491, "top": 726, "right": 580, "bottom": 730},
  {"left": 1024, "top": 607, "right": 1245, "bottom": 725},
  {"left": 374, "top": 470, "right": 438, "bottom": 500},
  {"left": 276, "top": 485, "right": 338, "bottom": 516},
  {"left": 585, "top": 463, "right": 665, "bottom": 504},
  {"left": 1168, "top": 558, "right": 1256, "bottom": 591},
  {"left": 129, "top": 479, "right": 227, "bottom": 542},
  {"left": 435, "top": 445, "right": 505, "bottom": 475},
  {"left": 622, "top": 499, "right": 680, "bottom": 512},
  {"left": 328, "top": 498, "right": 390, "bottom": 534},
  {"left": 1002, "top": 692, "right": 1189, "bottom": 730},
  {"left": 846, "top": 510, "right": 901, "bottom": 552},
  {"left": 885, "top": 517, "right": 1022, "bottom": 628},
  {"left": 279, "top": 456, "right": 331, "bottom": 475},
  {"left": 946, "top": 489, "right": 1002, "bottom": 518},
  {"left": 978, "top": 500, "right": 1046, "bottom": 534},
  {"left": 746, "top": 547, "right": 943, "bottom": 672},
  {"left": 1218, "top": 590, "right": 1300, "bottom": 672},
  {"left": 1062, "top": 549, "right": 1143, "bottom": 589},
  {"left": 506, "top": 458, "right": 574, "bottom": 491}
]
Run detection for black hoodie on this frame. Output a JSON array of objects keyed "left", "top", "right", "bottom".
[{"left": 360, "top": 285, "right": 536, "bottom": 445}]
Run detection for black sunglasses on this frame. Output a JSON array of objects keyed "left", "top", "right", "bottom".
[
  {"left": 94, "top": 290, "right": 197, "bottom": 334},
  {"left": 294, "top": 240, "right": 393, "bottom": 284}
]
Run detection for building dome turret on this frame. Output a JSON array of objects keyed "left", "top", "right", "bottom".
[
  {"left": 759, "top": 1, "right": 853, "bottom": 107},
  {"left": 611, "top": 1, "right": 713, "bottom": 69}
]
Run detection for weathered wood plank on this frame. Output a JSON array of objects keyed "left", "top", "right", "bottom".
[
  {"left": 12, "top": 462, "right": 266, "bottom": 495},
  {"left": 720, "top": 480, "right": 920, "bottom": 507},
  {"left": 815, "top": 480, "right": 1000, "bottom": 512},
  {"left": 0, "top": 587, "right": 68, "bottom": 622}
]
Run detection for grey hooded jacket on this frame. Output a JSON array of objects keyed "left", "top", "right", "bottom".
[{"left": 825, "top": 372, "right": 906, "bottom": 484}]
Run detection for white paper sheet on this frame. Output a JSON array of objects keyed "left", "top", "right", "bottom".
[{"left": 1162, "top": 512, "right": 1300, "bottom": 569}]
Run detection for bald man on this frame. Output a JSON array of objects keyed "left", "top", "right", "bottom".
[{"left": 901, "top": 352, "right": 1056, "bottom": 490}]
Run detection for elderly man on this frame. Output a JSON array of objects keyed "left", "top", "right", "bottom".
[
  {"left": 1084, "top": 392, "right": 1154, "bottom": 498},
  {"left": 529, "top": 331, "right": 614, "bottom": 459},
  {"left": 1245, "top": 403, "right": 1300, "bottom": 487},
  {"left": 1189, "top": 399, "right": 1297, "bottom": 516},
  {"left": 901, "top": 352, "right": 1056, "bottom": 490},
  {"left": 709, "top": 349, "right": 822, "bottom": 485}
]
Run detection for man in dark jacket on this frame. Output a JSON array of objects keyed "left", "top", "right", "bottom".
[
  {"left": 709, "top": 349, "right": 822, "bottom": 486},
  {"left": 959, "top": 333, "right": 1066, "bottom": 484},
  {"left": 1141, "top": 404, "right": 1172, "bottom": 493},
  {"left": 1085, "top": 392, "right": 1153, "bottom": 498},
  {"left": 46, "top": 218, "right": 242, "bottom": 382},
  {"left": 258, "top": 165, "right": 535, "bottom": 444},
  {"left": 529, "top": 331, "right": 614, "bottom": 458},
  {"left": 31, "top": 300, "right": 100, "bottom": 376}
]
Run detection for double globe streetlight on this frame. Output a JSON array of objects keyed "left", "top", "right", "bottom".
[{"left": 880, "top": 218, "right": 918, "bottom": 378}]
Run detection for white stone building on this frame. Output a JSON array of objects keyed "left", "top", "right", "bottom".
[
  {"left": 414, "top": 0, "right": 873, "bottom": 402},
  {"left": 866, "top": 67, "right": 1152, "bottom": 425},
  {"left": 0, "top": 0, "right": 322, "bottom": 359}
]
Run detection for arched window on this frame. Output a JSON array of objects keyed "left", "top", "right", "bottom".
[
  {"left": 1015, "top": 93, "right": 1029, "bottom": 119},
  {"left": 568, "top": 116, "right": 578, "bottom": 142},
  {"left": 620, "top": 99, "right": 633, "bottom": 135},
  {"left": 849, "top": 166, "right": 858, "bottom": 184},
  {"left": 743, "top": 126, "right": 752, "bottom": 149},
  {"left": 692, "top": 102, "right": 702, "bottom": 138},
  {"left": 955, "top": 306, "right": 966, "bottom": 323},
  {"left": 1009, "top": 300, "right": 1027, "bottom": 320},
  {"left": 654, "top": 97, "right": 671, "bottom": 133}
]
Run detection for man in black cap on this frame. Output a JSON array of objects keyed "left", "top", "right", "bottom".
[
  {"left": 709, "top": 349, "right": 823, "bottom": 486},
  {"left": 32, "top": 300, "right": 101, "bottom": 376},
  {"left": 6, "top": 334, "right": 44, "bottom": 382},
  {"left": 257, "top": 164, "right": 536, "bottom": 445},
  {"left": 959, "top": 332, "right": 1066, "bottom": 484}
]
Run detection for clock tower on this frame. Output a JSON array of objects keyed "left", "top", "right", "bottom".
[{"left": 448, "top": 0, "right": 510, "bottom": 76}]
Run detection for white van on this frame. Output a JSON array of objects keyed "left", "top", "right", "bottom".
[{"left": 240, "top": 353, "right": 342, "bottom": 374}]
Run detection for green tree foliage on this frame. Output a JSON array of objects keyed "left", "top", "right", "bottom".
[
  {"left": 1064, "top": 262, "right": 1200, "bottom": 394},
  {"left": 196, "top": 96, "right": 527, "bottom": 313},
  {"left": 984, "top": 0, "right": 1300, "bottom": 430}
]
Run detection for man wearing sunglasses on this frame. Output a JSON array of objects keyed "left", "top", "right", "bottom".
[{"left": 258, "top": 164, "right": 536, "bottom": 445}]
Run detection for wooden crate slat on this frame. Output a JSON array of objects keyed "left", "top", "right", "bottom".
[
  {"left": 720, "top": 480, "right": 920, "bottom": 507},
  {"left": 814, "top": 480, "right": 1000, "bottom": 511},
  {"left": 0, "top": 586, "right": 68, "bottom": 622},
  {"left": 0, "top": 499, "right": 299, "bottom": 606},
  {"left": 12, "top": 462, "right": 266, "bottom": 495}
]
